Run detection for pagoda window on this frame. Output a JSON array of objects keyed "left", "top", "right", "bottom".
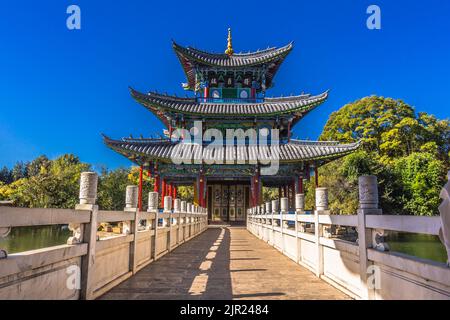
[
  {"left": 243, "top": 73, "right": 253, "bottom": 88},
  {"left": 224, "top": 72, "right": 234, "bottom": 88},
  {"left": 208, "top": 71, "right": 218, "bottom": 87}
]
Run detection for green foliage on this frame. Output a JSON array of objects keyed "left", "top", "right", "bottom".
[
  {"left": 97, "top": 167, "right": 131, "bottom": 211},
  {"left": 321, "top": 96, "right": 450, "bottom": 166},
  {"left": 0, "top": 154, "right": 90, "bottom": 208},
  {"left": 393, "top": 152, "right": 445, "bottom": 215},
  {"left": 11, "top": 161, "right": 28, "bottom": 181},
  {"left": 0, "top": 166, "right": 13, "bottom": 184},
  {"left": 262, "top": 187, "right": 279, "bottom": 202},
  {"left": 177, "top": 186, "right": 194, "bottom": 202},
  {"left": 317, "top": 96, "right": 449, "bottom": 216}
]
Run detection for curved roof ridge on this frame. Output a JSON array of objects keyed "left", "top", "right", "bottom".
[
  {"left": 129, "top": 87, "right": 196, "bottom": 103},
  {"left": 103, "top": 137, "right": 362, "bottom": 164},
  {"left": 172, "top": 40, "right": 292, "bottom": 59},
  {"left": 131, "top": 89, "right": 327, "bottom": 114}
]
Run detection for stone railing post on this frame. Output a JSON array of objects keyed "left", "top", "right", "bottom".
[
  {"left": 271, "top": 199, "right": 278, "bottom": 244},
  {"left": 316, "top": 188, "right": 334, "bottom": 238},
  {"left": 173, "top": 198, "right": 181, "bottom": 245},
  {"left": 357, "top": 175, "right": 383, "bottom": 300},
  {"left": 163, "top": 196, "right": 172, "bottom": 252},
  {"left": 148, "top": 192, "right": 158, "bottom": 260},
  {"left": 74, "top": 172, "right": 98, "bottom": 300},
  {"left": 294, "top": 193, "right": 304, "bottom": 261},
  {"left": 295, "top": 193, "right": 305, "bottom": 213},
  {"left": 280, "top": 197, "right": 288, "bottom": 253},
  {"left": 295, "top": 193, "right": 306, "bottom": 233},
  {"left": 314, "top": 187, "right": 329, "bottom": 277},
  {"left": 265, "top": 201, "right": 271, "bottom": 226},
  {"left": 187, "top": 203, "right": 192, "bottom": 238},
  {"left": 281, "top": 197, "right": 289, "bottom": 229},
  {"left": 124, "top": 185, "right": 139, "bottom": 274},
  {"left": 181, "top": 201, "right": 187, "bottom": 242}
]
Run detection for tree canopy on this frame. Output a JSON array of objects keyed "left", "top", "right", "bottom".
[{"left": 315, "top": 96, "right": 449, "bottom": 215}]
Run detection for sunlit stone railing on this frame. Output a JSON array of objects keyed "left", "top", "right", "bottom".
[
  {"left": 0, "top": 172, "right": 208, "bottom": 300},
  {"left": 247, "top": 175, "right": 450, "bottom": 300}
]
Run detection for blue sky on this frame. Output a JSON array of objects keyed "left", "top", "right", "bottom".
[{"left": 0, "top": 0, "right": 449, "bottom": 170}]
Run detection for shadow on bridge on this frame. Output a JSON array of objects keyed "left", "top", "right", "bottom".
[
  {"left": 100, "top": 227, "right": 234, "bottom": 299},
  {"left": 100, "top": 227, "right": 348, "bottom": 300}
]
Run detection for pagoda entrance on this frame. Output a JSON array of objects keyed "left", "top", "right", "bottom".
[{"left": 207, "top": 181, "right": 250, "bottom": 224}]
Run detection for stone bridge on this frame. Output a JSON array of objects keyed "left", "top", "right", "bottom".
[{"left": 0, "top": 173, "right": 449, "bottom": 300}]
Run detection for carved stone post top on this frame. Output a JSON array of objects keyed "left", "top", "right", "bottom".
[
  {"left": 125, "top": 185, "right": 139, "bottom": 209},
  {"left": 79, "top": 172, "right": 98, "bottom": 205},
  {"left": 359, "top": 175, "right": 379, "bottom": 209},
  {"left": 181, "top": 200, "right": 187, "bottom": 212},
  {"left": 265, "top": 201, "right": 272, "bottom": 214},
  {"left": 315, "top": 187, "right": 329, "bottom": 211},
  {"left": 163, "top": 196, "right": 172, "bottom": 212},
  {"left": 295, "top": 193, "right": 305, "bottom": 211},
  {"left": 147, "top": 192, "right": 158, "bottom": 211},
  {"left": 173, "top": 198, "right": 181, "bottom": 212},
  {"left": 272, "top": 199, "right": 279, "bottom": 213},
  {"left": 280, "top": 197, "right": 289, "bottom": 212}
]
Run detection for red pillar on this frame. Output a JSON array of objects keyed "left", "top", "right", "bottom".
[
  {"left": 161, "top": 179, "right": 166, "bottom": 208},
  {"left": 172, "top": 185, "right": 177, "bottom": 200},
  {"left": 305, "top": 164, "right": 311, "bottom": 181},
  {"left": 254, "top": 169, "right": 260, "bottom": 206},
  {"left": 198, "top": 175, "right": 204, "bottom": 208},
  {"left": 278, "top": 186, "right": 282, "bottom": 199},
  {"left": 138, "top": 165, "right": 143, "bottom": 212},
  {"left": 153, "top": 163, "right": 159, "bottom": 193},
  {"left": 298, "top": 176, "right": 304, "bottom": 193},
  {"left": 154, "top": 174, "right": 160, "bottom": 193}
]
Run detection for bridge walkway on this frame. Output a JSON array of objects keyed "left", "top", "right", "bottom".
[{"left": 100, "top": 227, "right": 349, "bottom": 300}]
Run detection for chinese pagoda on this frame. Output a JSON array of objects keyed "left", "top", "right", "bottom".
[{"left": 103, "top": 29, "right": 360, "bottom": 223}]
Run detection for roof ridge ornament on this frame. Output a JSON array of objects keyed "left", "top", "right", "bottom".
[{"left": 225, "top": 28, "right": 234, "bottom": 56}]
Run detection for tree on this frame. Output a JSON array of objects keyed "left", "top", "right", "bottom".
[
  {"left": 319, "top": 96, "right": 449, "bottom": 216},
  {"left": 0, "top": 166, "right": 12, "bottom": 184},
  {"left": 320, "top": 96, "right": 449, "bottom": 166},
  {"left": 0, "top": 154, "right": 90, "bottom": 208},
  {"left": 11, "top": 161, "right": 28, "bottom": 181},
  {"left": 27, "top": 155, "right": 50, "bottom": 177},
  {"left": 393, "top": 152, "right": 445, "bottom": 216},
  {"left": 97, "top": 167, "right": 131, "bottom": 210}
]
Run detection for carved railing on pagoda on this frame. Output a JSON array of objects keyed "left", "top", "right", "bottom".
[
  {"left": 246, "top": 175, "right": 450, "bottom": 300},
  {"left": 0, "top": 172, "right": 208, "bottom": 300}
]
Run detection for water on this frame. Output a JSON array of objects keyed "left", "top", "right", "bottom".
[
  {"left": 0, "top": 226, "right": 447, "bottom": 264},
  {"left": 387, "top": 232, "right": 448, "bottom": 264},
  {"left": 0, "top": 225, "right": 71, "bottom": 254}
]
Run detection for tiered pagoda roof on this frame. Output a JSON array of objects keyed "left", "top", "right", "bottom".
[
  {"left": 103, "top": 135, "right": 361, "bottom": 165},
  {"left": 103, "top": 31, "right": 361, "bottom": 172},
  {"left": 130, "top": 87, "right": 329, "bottom": 126},
  {"left": 173, "top": 41, "right": 293, "bottom": 91}
]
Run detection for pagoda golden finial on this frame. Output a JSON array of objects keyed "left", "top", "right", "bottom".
[{"left": 225, "top": 28, "right": 234, "bottom": 56}]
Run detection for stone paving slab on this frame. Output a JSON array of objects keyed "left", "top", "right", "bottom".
[{"left": 99, "top": 227, "right": 350, "bottom": 300}]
